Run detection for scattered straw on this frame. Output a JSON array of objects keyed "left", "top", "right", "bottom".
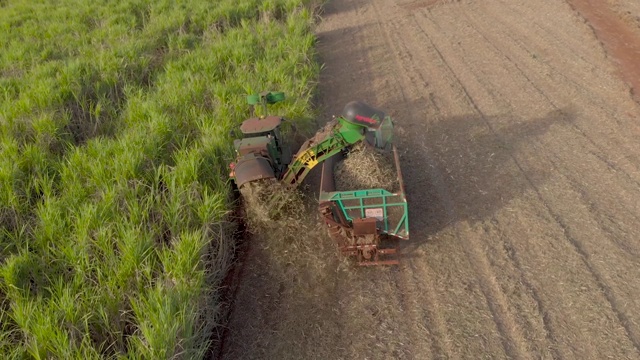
[
  {"left": 239, "top": 181, "right": 329, "bottom": 271},
  {"left": 334, "top": 143, "right": 398, "bottom": 192}
]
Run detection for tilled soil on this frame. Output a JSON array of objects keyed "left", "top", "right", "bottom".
[{"left": 221, "top": 0, "right": 640, "bottom": 359}]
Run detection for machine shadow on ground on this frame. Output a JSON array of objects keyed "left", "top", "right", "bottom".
[
  {"left": 315, "top": 23, "right": 577, "bottom": 254},
  {"left": 393, "top": 107, "right": 577, "bottom": 252}
]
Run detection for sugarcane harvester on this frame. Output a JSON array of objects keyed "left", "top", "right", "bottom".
[{"left": 229, "top": 92, "right": 409, "bottom": 265}]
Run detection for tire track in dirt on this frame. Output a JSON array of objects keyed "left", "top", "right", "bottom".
[
  {"left": 399, "top": 9, "right": 554, "bottom": 358},
  {"left": 348, "top": 0, "right": 512, "bottom": 358},
  {"left": 223, "top": 0, "right": 640, "bottom": 358},
  {"left": 370, "top": 0, "right": 640, "bottom": 356},
  {"left": 531, "top": 180, "right": 640, "bottom": 355},
  {"left": 373, "top": 17, "right": 498, "bottom": 360},
  {"left": 397, "top": 26, "right": 527, "bottom": 360},
  {"left": 397, "top": 258, "right": 452, "bottom": 359},
  {"left": 341, "top": 2, "right": 448, "bottom": 358},
  {"left": 324, "top": 1, "right": 428, "bottom": 355},
  {"left": 492, "top": 0, "right": 621, "bottom": 99},
  {"left": 492, "top": 0, "right": 640, "bottom": 149},
  {"left": 364, "top": 0, "right": 597, "bottom": 357},
  {"left": 550, "top": 159, "right": 640, "bottom": 259},
  {"left": 458, "top": 0, "right": 640, "bottom": 262},
  {"left": 323, "top": 4, "right": 426, "bottom": 358},
  {"left": 447, "top": 2, "right": 640, "bottom": 352},
  {"left": 458, "top": 3, "right": 640, "bottom": 189},
  {"left": 457, "top": 0, "right": 640, "bottom": 252},
  {"left": 409, "top": 1, "right": 640, "bottom": 357},
  {"left": 391, "top": 58, "right": 459, "bottom": 358},
  {"left": 370, "top": 1, "right": 544, "bottom": 358},
  {"left": 539, "top": 135, "right": 640, "bottom": 254},
  {"left": 384, "top": 77, "right": 453, "bottom": 359},
  {"left": 491, "top": 0, "right": 640, "bottom": 178},
  {"left": 539, "top": 153, "right": 640, "bottom": 353},
  {"left": 494, "top": 227, "right": 563, "bottom": 360}
]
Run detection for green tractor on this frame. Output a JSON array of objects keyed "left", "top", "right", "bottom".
[{"left": 230, "top": 92, "right": 408, "bottom": 265}]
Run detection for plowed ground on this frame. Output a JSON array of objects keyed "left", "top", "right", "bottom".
[{"left": 221, "top": 0, "right": 640, "bottom": 358}]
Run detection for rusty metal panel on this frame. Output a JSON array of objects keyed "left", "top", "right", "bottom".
[
  {"left": 234, "top": 156, "right": 275, "bottom": 188},
  {"left": 353, "top": 218, "right": 377, "bottom": 236}
]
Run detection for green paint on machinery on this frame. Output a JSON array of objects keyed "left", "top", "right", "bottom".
[
  {"left": 317, "top": 142, "right": 408, "bottom": 265},
  {"left": 230, "top": 92, "right": 409, "bottom": 265},
  {"left": 319, "top": 188, "right": 409, "bottom": 240}
]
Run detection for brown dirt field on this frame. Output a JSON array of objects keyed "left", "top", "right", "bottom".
[
  {"left": 566, "top": 0, "right": 640, "bottom": 100},
  {"left": 605, "top": 0, "right": 640, "bottom": 30},
  {"left": 220, "top": 0, "right": 640, "bottom": 359}
]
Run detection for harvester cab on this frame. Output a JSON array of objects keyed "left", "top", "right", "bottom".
[
  {"left": 342, "top": 101, "right": 394, "bottom": 151},
  {"left": 231, "top": 92, "right": 291, "bottom": 188}
]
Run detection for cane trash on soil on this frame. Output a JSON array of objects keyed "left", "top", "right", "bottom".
[
  {"left": 238, "top": 142, "right": 399, "bottom": 271},
  {"left": 240, "top": 180, "right": 305, "bottom": 227},
  {"left": 334, "top": 143, "right": 398, "bottom": 192},
  {"left": 239, "top": 181, "right": 331, "bottom": 274}
]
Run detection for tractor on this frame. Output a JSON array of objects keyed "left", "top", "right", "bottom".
[{"left": 230, "top": 92, "right": 408, "bottom": 265}]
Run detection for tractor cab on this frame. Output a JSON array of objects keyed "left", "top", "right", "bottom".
[
  {"left": 236, "top": 116, "right": 285, "bottom": 155},
  {"left": 235, "top": 91, "right": 289, "bottom": 159},
  {"left": 234, "top": 115, "right": 291, "bottom": 174},
  {"left": 230, "top": 91, "right": 292, "bottom": 188}
]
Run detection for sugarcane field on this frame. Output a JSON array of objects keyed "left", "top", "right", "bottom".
[{"left": 2, "top": 0, "right": 640, "bottom": 359}]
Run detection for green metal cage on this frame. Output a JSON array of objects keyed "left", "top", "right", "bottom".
[{"left": 319, "top": 188, "right": 409, "bottom": 239}]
